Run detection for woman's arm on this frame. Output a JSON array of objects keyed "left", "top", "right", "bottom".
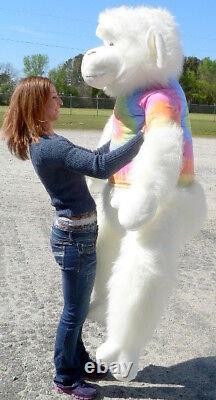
[
  {"left": 72, "top": 140, "right": 111, "bottom": 155},
  {"left": 94, "top": 141, "right": 111, "bottom": 155},
  {"left": 59, "top": 132, "right": 144, "bottom": 179}
]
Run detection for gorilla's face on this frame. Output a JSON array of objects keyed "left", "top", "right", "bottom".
[
  {"left": 81, "top": 6, "right": 183, "bottom": 96},
  {"left": 81, "top": 45, "right": 123, "bottom": 90}
]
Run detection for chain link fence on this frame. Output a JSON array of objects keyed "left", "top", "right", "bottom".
[
  {"left": 60, "top": 95, "right": 115, "bottom": 116},
  {"left": 0, "top": 93, "right": 216, "bottom": 118},
  {"left": 0, "top": 93, "right": 115, "bottom": 116},
  {"left": 188, "top": 101, "right": 216, "bottom": 115}
]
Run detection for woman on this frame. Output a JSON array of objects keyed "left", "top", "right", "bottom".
[{"left": 2, "top": 76, "right": 144, "bottom": 399}]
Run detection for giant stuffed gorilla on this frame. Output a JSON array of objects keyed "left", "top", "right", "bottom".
[{"left": 81, "top": 6, "right": 206, "bottom": 381}]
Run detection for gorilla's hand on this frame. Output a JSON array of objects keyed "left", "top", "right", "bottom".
[{"left": 118, "top": 189, "right": 157, "bottom": 230}]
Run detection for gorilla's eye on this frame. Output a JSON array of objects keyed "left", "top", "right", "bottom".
[{"left": 109, "top": 42, "right": 114, "bottom": 46}]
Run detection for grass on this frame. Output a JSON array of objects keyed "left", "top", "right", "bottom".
[
  {"left": 0, "top": 106, "right": 216, "bottom": 136},
  {"left": 189, "top": 113, "right": 216, "bottom": 137},
  {"left": 56, "top": 107, "right": 112, "bottom": 130}
]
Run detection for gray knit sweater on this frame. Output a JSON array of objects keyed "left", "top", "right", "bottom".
[{"left": 29, "top": 132, "right": 143, "bottom": 218}]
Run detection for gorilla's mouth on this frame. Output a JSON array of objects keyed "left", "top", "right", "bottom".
[{"left": 85, "top": 72, "right": 106, "bottom": 78}]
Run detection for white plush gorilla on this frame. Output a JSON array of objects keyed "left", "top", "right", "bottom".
[{"left": 81, "top": 6, "right": 206, "bottom": 381}]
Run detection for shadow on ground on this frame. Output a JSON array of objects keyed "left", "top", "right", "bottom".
[{"left": 100, "top": 356, "right": 216, "bottom": 399}]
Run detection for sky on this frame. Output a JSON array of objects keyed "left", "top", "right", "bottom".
[{"left": 0, "top": 0, "right": 216, "bottom": 77}]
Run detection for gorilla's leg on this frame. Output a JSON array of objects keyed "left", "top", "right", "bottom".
[
  {"left": 88, "top": 189, "right": 124, "bottom": 324},
  {"left": 96, "top": 210, "right": 179, "bottom": 381},
  {"left": 96, "top": 183, "right": 206, "bottom": 380}
]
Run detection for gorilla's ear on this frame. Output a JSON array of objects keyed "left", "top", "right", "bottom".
[{"left": 146, "top": 28, "right": 167, "bottom": 69}]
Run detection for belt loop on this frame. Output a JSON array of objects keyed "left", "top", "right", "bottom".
[{"left": 69, "top": 231, "right": 73, "bottom": 242}]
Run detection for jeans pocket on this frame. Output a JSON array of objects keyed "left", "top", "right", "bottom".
[
  {"left": 50, "top": 225, "right": 82, "bottom": 271},
  {"left": 51, "top": 242, "right": 65, "bottom": 268},
  {"left": 50, "top": 225, "right": 70, "bottom": 244},
  {"left": 76, "top": 242, "right": 96, "bottom": 255},
  {"left": 74, "top": 231, "right": 97, "bottom": 256},
  {"left": 75, "top": 240, "right": 97, "bottom": 278},
  {"left": 51, "top": 242, "right": 81, "bottom": 271}
]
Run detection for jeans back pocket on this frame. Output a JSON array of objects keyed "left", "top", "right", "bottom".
[
  {"left": 51, "top": 242, "right": 65, "bottom": 268},
  {"left": 76, "top": 241, "right": 96, "bottom": 255}
]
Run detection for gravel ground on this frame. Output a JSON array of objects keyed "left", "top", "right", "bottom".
[{"left": 0, "top": 130, "right": 216, "bottom": 400}]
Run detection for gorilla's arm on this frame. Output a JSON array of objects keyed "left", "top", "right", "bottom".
[{"left": 117, "top": 92, "right": 183, "bottom": 230}]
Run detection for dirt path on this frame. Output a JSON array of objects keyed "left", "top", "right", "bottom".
[{"left": 0, "top": 131, "right": 215, "bottom": 400}]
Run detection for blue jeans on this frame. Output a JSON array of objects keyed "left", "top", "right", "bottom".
[{"left": 50, "top": 222, "right": 98, "bottom": 386}]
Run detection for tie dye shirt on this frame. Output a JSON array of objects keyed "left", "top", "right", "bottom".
[{"left": 109, "top": 80, "right": 194, "bottom": 187}]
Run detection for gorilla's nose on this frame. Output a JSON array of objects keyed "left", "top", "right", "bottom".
[{"left": 86, "top": 50, "right": 97, "bottom": 56}]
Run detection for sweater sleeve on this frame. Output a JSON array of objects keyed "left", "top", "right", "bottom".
[
  {"left": 68, "top": 140, "right": 111, "bottom": 155},
  {"left": 61, "top": 132, "right": 143, "bottom": 179},
  {"left": 94, "top": 141, "right": 111, "bottom": 155}
]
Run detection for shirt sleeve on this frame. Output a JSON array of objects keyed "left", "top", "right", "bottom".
[
  {"left": 59, "top": 133, "right": 143, "bottom": 179},
  {"left": 140, "top": 89, "right": 182, "bottom": 131}
]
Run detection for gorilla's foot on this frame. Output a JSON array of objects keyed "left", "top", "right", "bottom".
[
  {"left": 96, "top": 341, "right": 139, "bottom": 381},
  {"left": 88, "top": 300, "right": 107, "bottom": 325},
  {"left": 96, "top": 341, "right": 119, "bottom": 363}
]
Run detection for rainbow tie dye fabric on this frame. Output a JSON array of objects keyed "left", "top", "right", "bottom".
[{"left": 109, "top": 80, "right": 194, "bottom": 187}]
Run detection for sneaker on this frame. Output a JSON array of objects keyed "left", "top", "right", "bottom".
[
  {"left": 54, "top": 380, "right": 98, "bottom": 399},
  {"left": 82, "top": 361, "right": 109, "bottom": 380}
]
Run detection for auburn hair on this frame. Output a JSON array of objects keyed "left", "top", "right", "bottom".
[{"left": 2, "top": 76, "right": 52, "bottom": 160}]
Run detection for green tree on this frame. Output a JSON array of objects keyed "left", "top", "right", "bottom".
[
  {"left": 23, "top": 54, "right": 49, "bottom": 76},
  {"left": 180, "top": 56, "right": 216, "bottom": 104},
  {"left": 0, "top": 63, "right": 17, "bottom": 104},
  {"left": 180, "top": 69, "right": 200, "bottom": 102},
  {"left": 182, "top": 56, "right": 201, "bottom": 76},
  {"left": 198, "top": 80, "right": 216, "bottom": 104},
  {"left": 198, "top": 57, "right": 216, "bottom": 84},
  {"left": 49, "top": 54, "right": 93, "bottom": 100},
  {"left": 92, "top": 87, "right": 107, "bottom": 98},
  {"left": 64, "top": 54, "right": 84, "bottom": 86},
  {"left": 49, "top": 65, "right": 78, "bottom": 96},
  {"left": 63, "top": 54, "right": 92, "bottom": 97},
  {"left": 180, "top": 57, "right": 201, "bottom": 102},
  {"left": 197, "top": 58, "right": 216, "bottom": 103}
]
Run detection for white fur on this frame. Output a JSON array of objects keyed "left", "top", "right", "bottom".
[
  {"left": 94, "top": 182, "right": 206, "bottom": 381},
  {"left": 82, "top": 6, "right": 183, "bottom": 96},
  {"left": 82, "top": 5, "right": 207, "bottom": 381}
]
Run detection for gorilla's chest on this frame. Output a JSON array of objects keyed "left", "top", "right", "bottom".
[
  {"left": 110, "top": 93, "right": 145, "bottom": 152},
  {"left": 109, "top": 92, "right": 145, "bottom": 187}
]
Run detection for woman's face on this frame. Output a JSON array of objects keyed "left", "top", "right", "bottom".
[{"left": 44, "top": 84, "right": 63, "bottom": 123}]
